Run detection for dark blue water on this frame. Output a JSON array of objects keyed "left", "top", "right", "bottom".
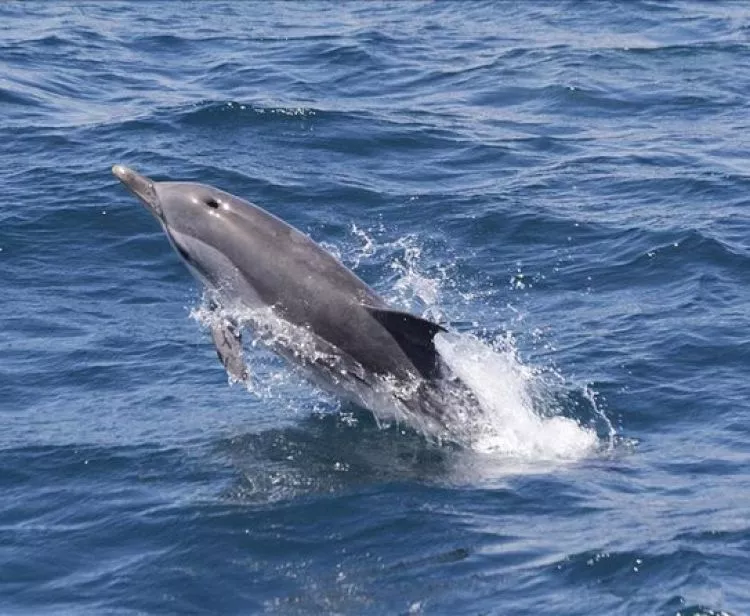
[{"left": 2, "top": 2, "right": 749, "bottom": 614}]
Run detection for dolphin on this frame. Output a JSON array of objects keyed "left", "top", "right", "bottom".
[{"left": 112, "top": 165, "right": 475, "bottom": 432}]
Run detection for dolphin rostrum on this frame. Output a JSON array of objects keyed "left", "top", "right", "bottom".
[{"left": 112, "top": 165, "right": 475, "bottom": 433}]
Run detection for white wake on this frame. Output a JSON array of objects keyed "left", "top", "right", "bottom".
[{"left": 435, "top": 332, "right": 600, "bottom": 461}]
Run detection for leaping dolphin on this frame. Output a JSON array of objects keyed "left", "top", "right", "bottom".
[{"left": 112, "top": 165, "right": 475, "bottom": 433}]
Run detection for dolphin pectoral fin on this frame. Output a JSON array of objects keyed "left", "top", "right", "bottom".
[
  {"left": 362, "top": 306, "right": 447, "bottom": 379},
  {"left": 210, "top": 319, "right": 249, "bottom": 383}
]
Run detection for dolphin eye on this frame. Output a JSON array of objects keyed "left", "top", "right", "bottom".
[{"left": 205, "top": 198, "right": 220, "bottom": 209}]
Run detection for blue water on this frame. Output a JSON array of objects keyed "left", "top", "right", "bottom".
[{"left": 2, "top": 2, "right": 749, "bottom": 614}]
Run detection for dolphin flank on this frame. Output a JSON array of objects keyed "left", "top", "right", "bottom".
[{"left": 112, "top": 165, "right": 476, "bottom": 433}]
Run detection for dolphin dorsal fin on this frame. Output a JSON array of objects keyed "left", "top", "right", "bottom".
[{"left": 363, "top": 306, "right": 446, "bottom": 379}]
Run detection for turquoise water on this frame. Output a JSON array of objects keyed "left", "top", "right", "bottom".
[{"left": 2, "top": 2, "right": 749, "bottom": 614}]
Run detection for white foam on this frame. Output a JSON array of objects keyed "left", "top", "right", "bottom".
[{"left": 434, "top": 332, "right": 599, "bottom": 461}]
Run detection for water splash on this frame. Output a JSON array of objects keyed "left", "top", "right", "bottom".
[
  {"left": 435, "top": 332, "right": 599, "bottom": 461},
  {"left": 345, "top": 224, "right": 456, "bottom": 322}
]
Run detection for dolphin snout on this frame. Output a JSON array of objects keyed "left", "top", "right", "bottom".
[
  {"left": 112, "top": 164, "right": 163, "bottom": 219},
  {"left": 111, "top": 164, "right": 131, "bottom": 181}
]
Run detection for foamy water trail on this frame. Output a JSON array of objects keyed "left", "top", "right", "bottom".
[{"left": 435, "top": 333, "right": 599, "bottom": 461}]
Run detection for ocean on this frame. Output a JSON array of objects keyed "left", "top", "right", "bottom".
[{"left": 1, "top": 2, "right": 749, "bottom": 614}]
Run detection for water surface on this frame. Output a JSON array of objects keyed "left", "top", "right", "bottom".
[{"left": 1, "top": 2, "right": 749, "bottom": 614}]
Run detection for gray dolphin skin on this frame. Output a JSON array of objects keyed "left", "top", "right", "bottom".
[{"left": 112, "top": 164, "right": 473, "bottom": 431}]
